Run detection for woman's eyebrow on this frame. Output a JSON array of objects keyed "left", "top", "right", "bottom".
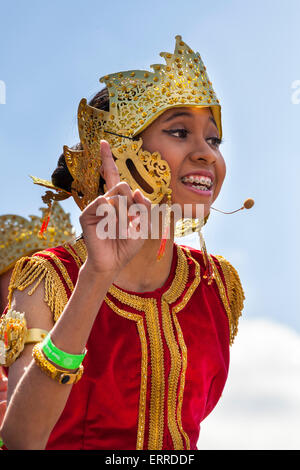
[
  {"left": 163, "top": 112, "right": 218, "bottom": 130},
  {"left": 163, "top": 111, "right": 192, "bottom": 122}
]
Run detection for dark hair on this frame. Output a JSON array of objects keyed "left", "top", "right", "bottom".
[{"left": 51, "top": 87, "right": 109, "bottom": 193}]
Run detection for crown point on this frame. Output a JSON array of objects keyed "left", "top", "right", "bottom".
[{"left": 175, "top": 35, "right": 182, "bottom": 41}]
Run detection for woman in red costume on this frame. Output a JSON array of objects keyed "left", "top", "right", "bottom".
[{"left": 0, "top": 36, "right": 246, "bottom": 450}]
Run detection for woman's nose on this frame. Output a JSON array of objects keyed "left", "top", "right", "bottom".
[{"left": 188, "top": 143, "right": 217, "bottom": 165}]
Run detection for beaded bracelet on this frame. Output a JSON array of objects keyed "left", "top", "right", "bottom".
[
  {"left": 42, "top": 334, "right": 86, "bottom": 370},
  {"left": 32, "top": 343, "right": 84, "bottom": 385}
]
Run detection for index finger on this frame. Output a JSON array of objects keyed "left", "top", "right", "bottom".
[{"left": 100, "top": 139, "right": 120, "bottom": 190}]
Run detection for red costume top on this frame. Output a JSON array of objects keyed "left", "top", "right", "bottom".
[{"left": 7, "top": 239, "right": 244, "bottom": 450}]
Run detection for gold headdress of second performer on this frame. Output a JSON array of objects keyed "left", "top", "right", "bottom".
[
  {"left": 0, "top": 203, "right": 75, "bottom": 276},
  {"left": 0, "top": 203, "right": 75, "bottom": 366},
  {"left": 32, "top": 35, "right": 222, "bottom": 211}
]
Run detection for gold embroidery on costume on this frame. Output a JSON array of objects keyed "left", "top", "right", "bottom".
[
  {"left": 171, "top": 248, "right": 201, "bottom": 450},
  {"left": 209, "top": 255, "right": 244, "bottom": 345},
  {"left": 172, "top": 313, "right": 190, "bottom": 449},
  {"left": 34, "top": 250, "right": 75, "bottom": 294},
  {"left": 145, "top": 298, "right": 165, "bottom": 450},
  {"left": 214, "top": 255, "right": 245, "bottom": 344},
  {"left": 106, "top": 287, "right": 165, "bottom": 450},
  {"left": 63, "top": 243, "right": 83, "bottom": 269},
  {"left": 161, "top": 301, "right": 184, "bottom": 449},
  {"left": 106, "top": 245, "right": 199, "bottom": 451},
  {"left": 102, "top": 296, "right": 148, "bottom": 451},
  {"left": 172, "top": 248, "right": 201, "bottom": 314},
  {"left": 161, "top": 247, "right": 189, "bottom": 450},
  {"left": 8, "top": 255, "right": 69, "bottom": 322},
  {"left": 71, "top": 238, "right": 88, "bottom": 265},
  {"left": 7, "top": 238, "right": 240, "bottom": 448},
  {"left": 209, "top": 256, "right": 231, "bottom": 339}
]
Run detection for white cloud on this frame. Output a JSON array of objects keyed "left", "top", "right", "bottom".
[{"left": 197, "top": 317, "right": 300, "bottom": 450}]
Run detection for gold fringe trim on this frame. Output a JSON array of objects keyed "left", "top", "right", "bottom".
[
  {"left": 214, "top": 255, "right": 245, "bottom": 345},
  {"left": 71, "top": 238, "right": 87, "bottom": 265},
  {"left": 8, "top": 255, "right": 70, "bottom": 322}
]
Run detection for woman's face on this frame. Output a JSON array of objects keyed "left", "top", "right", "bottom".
[{"left": 140, "top": 106, "right": 226, "bottom": 218}]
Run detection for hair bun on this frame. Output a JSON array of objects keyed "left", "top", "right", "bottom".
[
  {"left": 51, "top": 87, "right": 109, "bottom": 196},
  {"left": 51, "top": 153, "right": 74, "bottom": 193}
]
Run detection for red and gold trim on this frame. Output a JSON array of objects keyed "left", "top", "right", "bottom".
[{"left": 7, "top": 239, "right": 244, "bottom": 450}]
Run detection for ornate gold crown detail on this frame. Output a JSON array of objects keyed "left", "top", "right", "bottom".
[
  {"left": 0, "top": 203, "right": 75, "bottom": 275},
  {"left": 98, "top": 34, "right": 221, "bottom": 140},
  {"left": 31, "top": 35, "right": 222, "bottom": 211}
]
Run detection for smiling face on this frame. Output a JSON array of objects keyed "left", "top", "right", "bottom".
[{"left": 139, "top": 106, "right": 226, "bottom": 219}]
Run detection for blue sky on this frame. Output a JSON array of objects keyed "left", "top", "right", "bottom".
[{"left": 0, "top": 0, "right": 299, "bottom": 334}]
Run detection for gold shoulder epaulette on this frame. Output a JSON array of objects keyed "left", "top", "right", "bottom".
[
  {"left": 8, "top": 253, "right": 70, "bottom": 323},
  {"left": 212, "top": 255, "right": 245, "bottom": 345},
  {"left": 1, "top": 248, "right": 78, "bottom": 366}
]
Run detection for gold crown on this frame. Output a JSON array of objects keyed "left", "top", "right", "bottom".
[
  {"left": 32, "top": 35, "right": 222, "bottom": 210},
  {"left": 0, "top": 203, "right": 75, "bottom": 275},
  {"left": 99, "top": 34, "right": 221, "bottom": 139}
]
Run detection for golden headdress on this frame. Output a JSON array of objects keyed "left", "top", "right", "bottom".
[
  {"left": 0, "top": 202, "right": 75, "bottom": 276},
  {"left": 31, "top": 35, "right": 222, "bottom": 210}
]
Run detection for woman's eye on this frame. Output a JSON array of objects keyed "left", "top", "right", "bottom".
[
  {"left": 206, "top": 137, "right": 223, "bottom": 148},
  {"left": 164, "top": 128, "right": 189, "bottom": 139}
]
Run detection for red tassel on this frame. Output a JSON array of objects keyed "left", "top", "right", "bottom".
[
  {"left": 156, "top": 190, "right": 172, "bottom": 261},
  {"left": 38, "top": 204, "right": 52, "bottom": 239},
  {"left": 157, "top": 227, "right": 169, "bottom": 261},
  {"left": 4, "top": 330, "right": 9, "bottom": 348},
  {"left": 202, "top": 249, "right": 214, "bottom": 284}
]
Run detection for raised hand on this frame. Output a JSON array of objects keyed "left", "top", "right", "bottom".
[{"left": 79, "top": 140, "right": 151, "bottom": 277}]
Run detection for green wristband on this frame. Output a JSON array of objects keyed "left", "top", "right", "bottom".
[
  {"left": 0, "top": 436, "right": 3, "bottom": 448},
  {"left": 42, "top": 335, "right": 86, "bottom": 370}
]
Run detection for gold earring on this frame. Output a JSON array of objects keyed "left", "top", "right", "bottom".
[{"left": 197, "top": 216, "right": 214, "bottom": 284}]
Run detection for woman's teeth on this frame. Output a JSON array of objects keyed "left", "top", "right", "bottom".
[{"left": 181, "top": 175, "right": 213, "bottom": 191}]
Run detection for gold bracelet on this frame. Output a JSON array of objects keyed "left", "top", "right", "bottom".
[{"left": 32, "top": 343, "right": 84, "bottom": 385}]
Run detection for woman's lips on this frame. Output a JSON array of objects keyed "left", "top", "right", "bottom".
[
  {"left": 180, "top": 180, "right": 213, "bottom": 197},
  {"left": 180, "top": 172, "right": 214, "bottom": 196}
]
